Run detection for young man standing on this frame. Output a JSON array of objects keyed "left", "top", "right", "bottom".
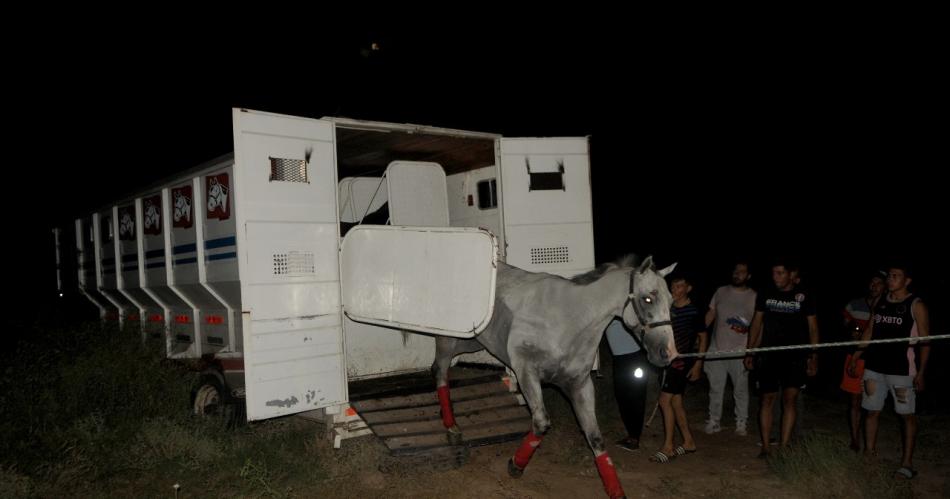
[
  {"left": 651, "top": 274, "right": 708, "bottom": 463},
  {"left": 850, "top": 264, "right": 930, "bottom": 479},
  {"left": 704, "top": 261, "right": 756, "bottom": 436},
  {"left": 840, "top": 271, "right": 886, "bottom": 451},
  {"left": 745, "top": 261, "right": 819, "bottom": 457}
]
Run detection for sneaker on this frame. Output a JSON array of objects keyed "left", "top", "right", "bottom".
[
  {"left": 735, "top": 424, "right": 748, "bottom": 437},
  {"left": 615, "top": 437, "right": 640, "bottom": 452},
  {"left": 704, "top": 420, "right": 722, "bottom": 434}
]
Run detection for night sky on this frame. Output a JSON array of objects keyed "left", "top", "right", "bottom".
[{"left": 9, "top": 20, "right": 945, "bottom": 347}]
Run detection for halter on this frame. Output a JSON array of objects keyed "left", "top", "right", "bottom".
[{"left": 623, "top": 269, "right": 672, "bottom": 330}]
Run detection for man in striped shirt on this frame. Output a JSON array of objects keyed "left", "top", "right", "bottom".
[{"left": 650, "top": 273, "right": 708, "bottom": 463}]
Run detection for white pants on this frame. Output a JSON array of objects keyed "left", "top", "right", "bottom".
[{"left": 704, "top": 357, "right": 749, "bottom": 424}]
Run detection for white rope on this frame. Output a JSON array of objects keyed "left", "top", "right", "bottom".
[
  {"left": 677, "top": 333, "right": 950, "bottom": 360},
  {"left": 644, "top": 369, "right": 666, "bottom": 428},
  {"left": 359, "top": 173, "right": 388, "bottom": 224}
]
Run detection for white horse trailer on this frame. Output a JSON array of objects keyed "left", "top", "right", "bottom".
[{"left": 65, "top": 108, "right": 595, "bottom": 443}]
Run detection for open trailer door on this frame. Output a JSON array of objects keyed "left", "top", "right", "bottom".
[
  {"left": 232, "top": 109, "right": 347, "bottom": 421},
  {"left": 340, "top": 225, "right": 498, "bottom": 339},
  {"left": 499, "top": 138, "right": 595, "bottom": 278}
]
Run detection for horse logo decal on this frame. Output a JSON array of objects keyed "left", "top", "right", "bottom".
[
  {"left": 143, "top": 195, "right": 162, "bottom": 235},
  {"left": 172, "top": 186, "right": 193, "bottom": 229},
  {"left": 118, "top": 206, "right": 135, "bottom": 241},
  {"left": 206, "top": 173, "right": 230, "bottom": 221}
]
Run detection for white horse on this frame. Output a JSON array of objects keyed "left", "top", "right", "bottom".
[{"left": 433, "top": 255, "right": 677, "bottom": 499}]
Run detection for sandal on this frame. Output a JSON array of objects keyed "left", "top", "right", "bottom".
[
  {"left": 894, "top": 467, "right": 917, "bottom": 480},
  {"left": 674, "top": 445, "right": 697, "bottom": 455},
  {"left": 649, "top": 450, "right": 675, "bottom": 463}
]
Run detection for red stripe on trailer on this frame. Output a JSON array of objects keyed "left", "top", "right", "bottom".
[
  {"left": 148, "top": 314, "right": 163, "bottom": 323},
  {"left": 206, "top": 315, "right": 224, "bottom": 325},
  {"left": 219, "top": 358, "right": 244, "bottom": 371},
  {"left": 174, "top": 315, "right": 191, "bottom": 324}
]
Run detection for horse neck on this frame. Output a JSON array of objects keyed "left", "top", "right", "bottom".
[{"left": 568, "top": 269, "right": 630, "bottom": 331}]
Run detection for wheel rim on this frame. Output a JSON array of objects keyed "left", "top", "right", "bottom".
[{"left": 194, "top": 384, "right": 221, "bottom": 416}]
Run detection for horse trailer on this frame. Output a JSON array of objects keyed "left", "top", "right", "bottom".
[{"left": 62, "top": 108, "right": 595, "bottom": 445}]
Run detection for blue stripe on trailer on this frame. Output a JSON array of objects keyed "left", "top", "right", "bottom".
[
  {"left": 173, "top": 243, "right": 197, "bottom": 255},
  {"left": 205, "top": 236, "right": 236, "bottom": 250},
  {"left": 207, "top": 252, "right": 237, "bottom": 262}
]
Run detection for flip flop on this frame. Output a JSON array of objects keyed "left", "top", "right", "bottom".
[
  {"left": 674, "top": 445, "right": 697, "bottom": 455},
  {"left": 649, "top": 450, "right": 675, "bottom": 463}
]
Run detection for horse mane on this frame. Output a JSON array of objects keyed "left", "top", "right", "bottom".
[{"left": 569, "top": 254, "right": 639, "bottom": 285}]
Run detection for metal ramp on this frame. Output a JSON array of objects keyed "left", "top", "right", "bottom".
[{"left": 348, "top": 366, "right": 531, "bottom": 463}]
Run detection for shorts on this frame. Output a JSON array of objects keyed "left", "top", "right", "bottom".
[
  {"left": 754, "top": 352, "right": 807, "bottom": 394},
  {"left": 661, "top": 360, "right": 694, "bottom": 395},
  {"left": 861, "top": 369, "right": 916, "bottom": 414},
  {"left": 840, "top": 353, "right": 865, "bottom": 394}
]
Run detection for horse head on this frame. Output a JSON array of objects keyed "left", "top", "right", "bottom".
[
  {"left": 144, "top": 205, "right": 159, "bottom": 229},
  {"left": 174, "top": 192, "right": 191, "bottom": 222},
  {"left": 207, "top": 178, "right": 227, "bottom": 213},
  {"left": 119, "top": 213, "right": 135, "bottom": 236},
  {"left": 621, "top": 255, "right": 679, "bottom": 367}
]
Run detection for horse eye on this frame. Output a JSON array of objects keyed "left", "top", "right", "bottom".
[{"left": 643, "top": 297, "right": 653, "bottom": 304}]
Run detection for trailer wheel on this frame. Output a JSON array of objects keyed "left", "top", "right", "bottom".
[{"left": 192, "top": 374, "right": 244, "bottom": 428}]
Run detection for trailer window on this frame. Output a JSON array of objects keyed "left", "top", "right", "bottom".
[
  {"left": 477, "top": 179, "right": 497, "bottom": 209},
  {"left": 269, "top": 156, "right": 309, "bottom": 183},
  {"left": 526, "top": 158, "right": 565, "bottom": 191}
]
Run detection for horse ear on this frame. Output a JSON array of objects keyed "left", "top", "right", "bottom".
[
  {"left": 657, "top": 262, "right": 678, "bottom": 278},
  {"left": 638, "top": 255, "right": 654, "bottom": 273}
]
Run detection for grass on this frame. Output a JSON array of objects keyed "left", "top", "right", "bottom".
[
  {"left": 0, "top": 318, "right": 349, "bottom": 498},
  {"left": 767, "top": 432, "right": 913, "bottom": 499}
]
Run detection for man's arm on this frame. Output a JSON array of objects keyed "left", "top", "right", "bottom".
[
  {"left": 913, "top": 300, "right": 930, "bottom": 392},
  {"left": 688, "top": 330, "right": 709, "bottom": 381},
  {"left": 743, "top": 311, "right": 764, "bottom": 369},
  {"left": 705, "top": 289, "right": 719, "bottom": 329},
  {"left": 848, "top": 316, "right": 874, "bottom": 376},
  {"left": 705, "top": 307, "right": 716, "bottom": 330},
  {"left": 806, "top": 314, "right": 819, "bottom": 376}
]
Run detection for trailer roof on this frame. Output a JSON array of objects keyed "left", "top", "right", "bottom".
[
  {"left": 91, "top": 153, "right": 234, "bottom": 213},
  {"left": 329, "top": 117, "right": 498, "bottom": 176},
  {"left": 87, "top": 115, "right": 501, "bottom": 214}
]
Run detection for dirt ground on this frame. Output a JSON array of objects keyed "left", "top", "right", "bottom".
[{"left": 314, "top": 379, "right": 950, "bottom": 499}]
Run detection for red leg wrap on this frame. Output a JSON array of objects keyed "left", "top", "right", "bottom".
[
  {"left": 512, "top": 431, "right": 543, "bottom": 469},
  {"left": 437, "top": 385, "right": 456, "bottom": 428},
  {"left": 595, "top": 453, "right": 625, "bottom": 499}
]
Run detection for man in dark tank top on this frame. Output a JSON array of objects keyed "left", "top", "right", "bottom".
[{"left": 849, "top": 263, "right": 931, "bottom": 480}]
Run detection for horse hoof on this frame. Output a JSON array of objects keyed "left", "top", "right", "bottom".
[
  {"left": 507, "top": 458, "right": 524, "bottom": 478},
  {"left": 447, "top": 426, "right": 463, "bottom": 446}
]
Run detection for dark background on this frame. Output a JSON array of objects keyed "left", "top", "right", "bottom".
[{"left": 6, "top": 16, "right": 945, "bottom": 400}]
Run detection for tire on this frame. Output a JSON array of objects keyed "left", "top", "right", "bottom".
[{"left": 192, "top": 373, "right": 245, "bottom": 429}]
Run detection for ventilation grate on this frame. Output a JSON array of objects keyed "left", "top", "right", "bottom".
[
  {"left": 273, "top": 251, "right": 316, "bottom": 275},
  {"left": 269, "top": 157, "right": 309, "bottom": 183},
  {"left": 530, "top": 246, "right": 570, "bottom": 265}
]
